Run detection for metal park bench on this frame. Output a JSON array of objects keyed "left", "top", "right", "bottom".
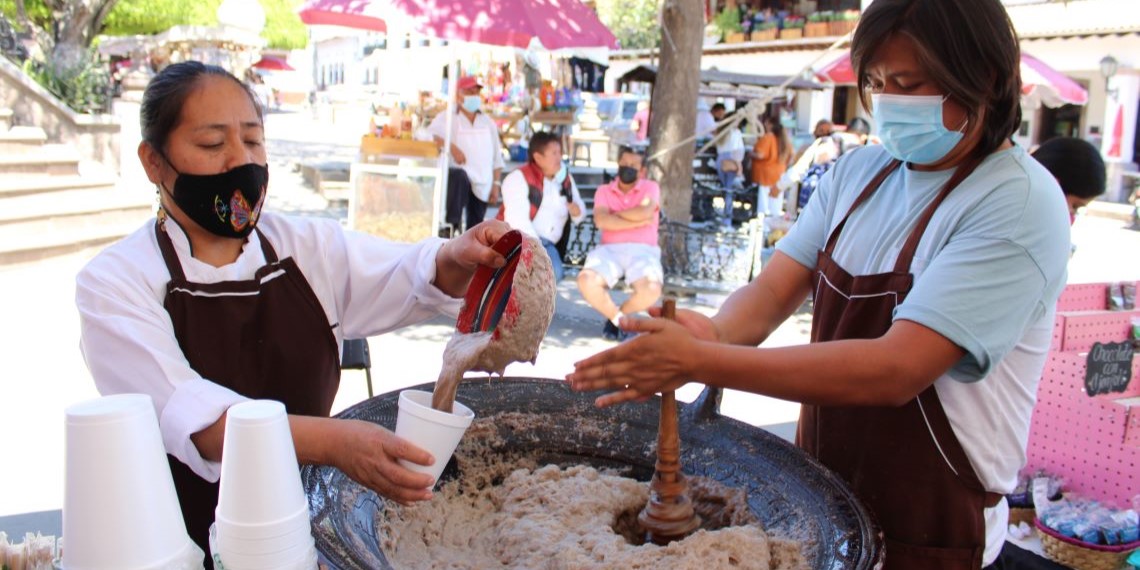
[{"left": 561, "top": 215, "right": 764, "bottom": 294}]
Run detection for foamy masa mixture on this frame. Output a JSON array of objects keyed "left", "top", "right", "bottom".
[
  {"left": 432, "top": 235, "right": 556, "bottom": 411},
  {"left": 378, "top": 419, "right": 808, "bottom": 570}
]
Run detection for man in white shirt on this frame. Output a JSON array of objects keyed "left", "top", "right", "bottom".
[
  {"left": 429, "top": 75, "right": 505, "bottom": 231},
  {"left": 498, "top": 131, "right": 587, "bottom": 281},
  {"left": 695, "top": 99, "right": 716, "bottom": 139},
  {"left": 711, "top": 103, "right": 745, "bottom": 190}
]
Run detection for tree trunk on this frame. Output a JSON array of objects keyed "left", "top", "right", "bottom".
[
  {"left": 647, "top": 0, "right": 703, "bottom": 223},
  {"left": 47, "top": 0, "right": 121, "bottom": 70}
]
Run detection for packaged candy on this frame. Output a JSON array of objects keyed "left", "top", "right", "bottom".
[
  {"left": 1109, "top": 282, "right": 1126, "bottom": 310},
  {"left": 1124, "top": 282, "right": 1136, "bottom": 310}
]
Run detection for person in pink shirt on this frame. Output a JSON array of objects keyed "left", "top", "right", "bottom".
[
  {"left": 632, "top": 101, "right": 651, "bottom": 143},
  {"left": 577, "top": 147, "right": 663, "bottom": 340}
]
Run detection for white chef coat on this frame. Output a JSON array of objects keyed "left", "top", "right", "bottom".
[
  {"left": 501, "top": 169, "right": 587, "bottom": 243},
  {"left": 428, "top": 110, "right": 505, "bottom": 202},
  {"left": 75, "top": 213, "right": 459, "bottom": 481}
]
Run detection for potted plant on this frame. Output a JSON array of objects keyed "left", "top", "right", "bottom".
[
  {"left": 780, "top": 16, "right": 805, "bottom": 40},
  {"left": 715, "top": 9, "right": 745, "bottom": 43},
  {"left": 836, "top": 9, "right": 860, "bottom": 36},
  {"left": 751, "top": 21, "right": 778, "bottom": 42},
  {"left": 805, "top": 12, "right": 831, "bottom": 38}
]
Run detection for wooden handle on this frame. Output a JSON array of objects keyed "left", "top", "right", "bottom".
[{"left": 661, "top": 297, "right": 676, "bottom": 321}]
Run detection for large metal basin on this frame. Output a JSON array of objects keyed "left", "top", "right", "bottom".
[{"left": 302, "top": 377, "right": 883, "bottom": 569}]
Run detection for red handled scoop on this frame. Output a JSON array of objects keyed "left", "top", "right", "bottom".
[{"left": 456, "top": 230, "right": 524, "bottom": 336}]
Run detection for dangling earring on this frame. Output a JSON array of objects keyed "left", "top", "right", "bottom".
[{"left": 155, "top": 185, "right": 167, "bottom": 229}]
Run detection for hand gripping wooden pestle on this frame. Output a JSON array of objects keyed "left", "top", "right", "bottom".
[{"left": 637, "top": 297, "right": 702, "bottom": 545}]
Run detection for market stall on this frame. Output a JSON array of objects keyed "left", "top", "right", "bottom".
[{"left": 299, "top": 0, "right": 618, "bottom": 237}]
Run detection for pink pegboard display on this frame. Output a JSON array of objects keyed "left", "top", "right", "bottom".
[
  {"left": 1056, "top": 283, "right": 1110, "bottom": 312},
  {"left": 1025, "top": 351, "right": 1140, "bottom": 506},
  {"left": 1053, "top": 309, "right": 1140, "bottom": 353}
]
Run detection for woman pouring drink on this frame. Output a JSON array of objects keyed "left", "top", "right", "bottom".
[
  {"left": 568, "top": 1, "right": 1070, "bottom": 568},
  {"left": 76, "top": 61, "right": 510, "bottom": 556}
]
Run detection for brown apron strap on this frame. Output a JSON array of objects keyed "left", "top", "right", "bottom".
[
  {"left": 892, "top": 156, "right": 984, "bottom": 273},
  {"left": 154, "top": 220, "right": 186, "bottom": 282},
  {"left": 154, "top": 220, "right": 279, "bottom": 277},
  {"left": 823, "top": 159, "right": 902, "bottom": 256},
  {"left": 255, "top": 229, "right": 278, "bottom": 263}
]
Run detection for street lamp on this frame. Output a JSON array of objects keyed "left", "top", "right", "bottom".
[{"left": 1100, "top": 55, "right": 1119, "bottom": 99}]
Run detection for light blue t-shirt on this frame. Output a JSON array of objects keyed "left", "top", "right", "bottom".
[{"left": 777, "top": 144, "right": 1070, "bottom": 381}]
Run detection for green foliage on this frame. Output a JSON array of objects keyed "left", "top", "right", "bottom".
[
  {"left": 713, "top": 8, "right": 742, "bottom": 39},
  {"left": 261, "top": 0, "right": 308, "bottom": 50},
  {"left": 23, "top": 44, "right": 110, "bottom": 113},
  {"left": 595, "top": 0, "right": 660, "bottom": 51},
  {"left": 756, "top": 21, "right": 777, "bottom": 31},
  {"left": 0, "top": 0, "right": 51, "bottom": 34},
  {"left": 783, "top": 16, "right": 805, "bottom": 29},
  {"left": 102, "top": 0, "right": 217, "bottom": 36}
]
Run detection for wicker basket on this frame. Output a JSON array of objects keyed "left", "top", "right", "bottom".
[{"left": 1035, "top": 519, "right": 1140, "bottom": 570}]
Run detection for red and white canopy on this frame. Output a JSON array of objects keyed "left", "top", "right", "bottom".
[
  {"left": 814, "top": 50, "right": 1088, "bottom": 108},
  {"left": 298, "top": 0, "right": 619, "bottom": 50}
]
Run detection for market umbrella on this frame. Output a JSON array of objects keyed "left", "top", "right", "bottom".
[
  {"left": 252, "top": 55, "right": 295, "bottom": 71},
  {"left": 813, "top": 50, "right": 1088, "bottom": 108},
  {"left": 298, "top": 0, "right": 618, "bottom": 50}
]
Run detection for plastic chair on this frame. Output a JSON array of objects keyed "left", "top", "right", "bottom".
[{"left": 340, "top": 338, "right": 373, "bottom": 398}]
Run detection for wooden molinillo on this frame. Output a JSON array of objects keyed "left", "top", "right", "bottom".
[{"left": 638, "top": 297, "right": 702, "bottom": 544}]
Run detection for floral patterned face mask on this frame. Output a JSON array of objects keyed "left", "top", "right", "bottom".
[{"left": 160, "top": 160, "right": 268, "bottom": 239}]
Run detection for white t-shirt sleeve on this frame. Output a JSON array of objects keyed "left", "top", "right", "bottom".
[
  {"left": 774, "top": 160, "right": 839, "bottom": 271},
  {"left": 427, "top": 113, "right": 448, "bottom": 141},
  {"left": 332, "top": 228, "right": 460, "bottom": 338},
  {"left": 501, "top": 170, "right": 538, "bottom": 238},
  {"left": 488, "top": 119, "right": 505, "bottom": 170},
  {"left": 894, "top": 173, "right": 1066, "bottom": 381},
  {"left": 569, "top": 178, "right": 586, "bottom": 225},
  {"left": 76, "top": 241, "right": 248, "bottom": 482}
]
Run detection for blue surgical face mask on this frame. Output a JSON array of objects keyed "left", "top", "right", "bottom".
[
  {"left": 553, "top": 162, "right": 568, "bottom": 185},
  {"left": 872, "top": 94, "right": 967, "bottom": 165},
  {"left": 462, "top": 95, "right": 481, "bottom": 114}
]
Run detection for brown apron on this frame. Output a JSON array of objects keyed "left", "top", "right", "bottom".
[
  {"left": 155, "top": 221, "right": 341, "bottom": 556},
  {"left": 796, "top": 158, "right": 1002, "bottom": 570}
]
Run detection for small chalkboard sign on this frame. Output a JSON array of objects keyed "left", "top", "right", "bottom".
[{"left": 1084, "top": 341, "right": 1134, "bottom": 396}]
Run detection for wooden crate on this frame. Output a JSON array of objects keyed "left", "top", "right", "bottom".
[
  {"left": 780, "top": 28, "right": 803, "bottom": 40},
  {"left": 359, "top": 136, "right": 439, "bottom": 159},
  {"left": 750, "top": 29, "right": 777, "bottom": 42}
]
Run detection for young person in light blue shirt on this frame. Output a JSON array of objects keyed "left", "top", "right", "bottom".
[{"left": 569, "top": 1, "right": 1071, "bottom": 567}]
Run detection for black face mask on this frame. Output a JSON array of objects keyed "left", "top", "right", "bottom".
[
  {"left": 617, "top": 166, "right": 639, "bottom": 185},
  {"left": 160, "top": 160, "right": 268, "bottom": 239}
]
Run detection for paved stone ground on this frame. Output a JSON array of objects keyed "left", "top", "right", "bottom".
[{"left": 1, "top": 109, "right": 1137, "bottom": 539}]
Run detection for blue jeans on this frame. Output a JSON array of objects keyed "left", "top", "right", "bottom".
[
  {"left": 541, "top": 238, "right": 565, "bottom": 281},
  {"left": 717, "top": 151, "right": 739, "bottom": 189}
]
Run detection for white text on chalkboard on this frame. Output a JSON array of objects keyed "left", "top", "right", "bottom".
[{"left": 1085, "top": 342, "right": 1134, "bottom": 396}]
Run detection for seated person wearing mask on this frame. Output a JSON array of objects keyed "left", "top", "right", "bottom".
[
  {"left": 576, "top": 147, "right": 663, "bottom": 341},
  {"left": 498, "top": 131, "right": 587, "bottom": 281}
]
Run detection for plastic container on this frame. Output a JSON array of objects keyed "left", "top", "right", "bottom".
[
  {"left": 62, "top": 394, "right": 203, "bottom": 570},
  {"left": 394, "top": 390, "right": 475, "bottom": 485},
  {"left": 215, "top": 401, "right": 307, "bottom": 526}
]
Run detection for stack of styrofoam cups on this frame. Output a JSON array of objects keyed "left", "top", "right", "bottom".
[
  {"left": 62, "top": 393, "right": 204, "bottom": 570},
  {"left": 395, "top": 390, "right": 476, "bottom": 487},
  {"left": 211, "top": 400, "right": 317, "bottom": 570}
]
